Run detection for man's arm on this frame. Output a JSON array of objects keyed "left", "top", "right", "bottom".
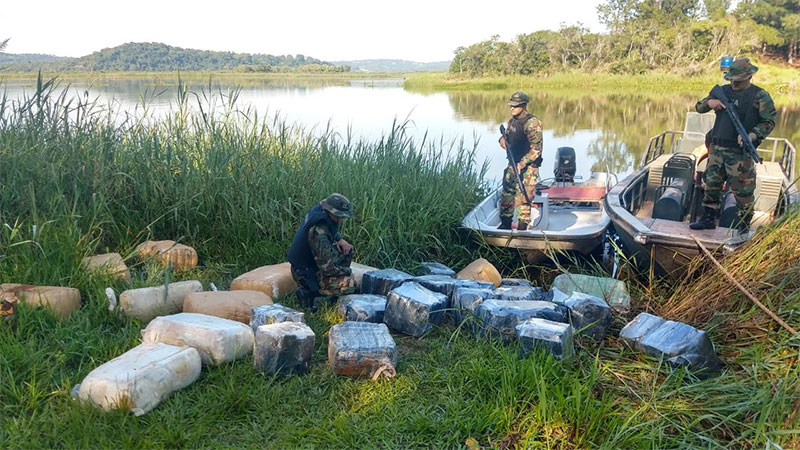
[
  {"left": 696, "top": 93, "right": 714, "bottom": 113},
  {"left": 750, "top": 89, "right": 777, "bottom": 142},
  {"left": 308, "top": 224, "right": 352, "bottom": 278},
  {"left": 518, "top": 116, "right": 543, "bottom": 168}
]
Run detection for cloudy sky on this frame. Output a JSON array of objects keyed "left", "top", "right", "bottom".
[{"left": 1, "top": 0, "right": 605, "bottom": 62}]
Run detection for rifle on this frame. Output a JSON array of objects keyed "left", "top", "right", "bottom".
[
  {"left": 710, "top": 85, "right": 763, "bottom": 164},
  {"left": 499, "top": 124, "right": 531, "bottom": 204}
]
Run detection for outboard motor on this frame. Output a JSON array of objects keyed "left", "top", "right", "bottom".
[{"left": 554, "top": 147, "right": 576, "bottom": 183}]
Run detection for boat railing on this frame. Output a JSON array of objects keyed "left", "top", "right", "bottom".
[
  {"left": 763, "top": 137, "right": 797, "bottom": 179},
  {"left": 645, "top": 132, "right": 797, "bottom": 179},
  {"left": 644, "top": 131, "right": 682, "bottom": 166},
  {"left": 620, "top": 171, "right": 648, "bottom": 213}
]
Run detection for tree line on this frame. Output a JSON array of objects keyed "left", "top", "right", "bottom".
[
  {"left": 0, "top": 42, "right": 350, "bottom": 73},
  {"left": 450, "top": 0, "right": 800, "bottom": 76}
]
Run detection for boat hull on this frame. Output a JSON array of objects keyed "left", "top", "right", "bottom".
[
  {"left": 605, "top": 129, "right": 797, "bottom": 279},
  {"left": 462, "top": 187, "right": 611, "bottom": 263}
]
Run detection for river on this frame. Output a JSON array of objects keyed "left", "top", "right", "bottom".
[{"left": 3, "top": 75, "right": 798, "bottom": 183}]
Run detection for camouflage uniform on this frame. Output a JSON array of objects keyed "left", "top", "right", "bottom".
[
  {"left": 305, "top": 222, "right": 356, "bottom": 296},
  {"left": 695, "top": 80, "right": 776, "bottom": 214},
  {"left": 288, "top": 194, "right": 356, "bottom": 309},
  {"left": 501, "top": 114, "right": 543, "bottom": 224}
]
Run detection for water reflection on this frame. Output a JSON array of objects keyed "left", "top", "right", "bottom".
[
  {"left": 2, "top": 77, "right": 797, "bottom": 184},
  {"left": 444, "top": 89, "right": 799, "bottom": 179}
]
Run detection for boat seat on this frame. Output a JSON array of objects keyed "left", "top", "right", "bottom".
[
  {"left": 652, "top": 154, "right": 696, "bottom": 221},
  {"left": 545, "top": 186, "right": 606, "bottom": 202},
  {"left": 675, "top": 135, "right": 706, "bottom": 154},
  {"left": 646, "top": 154, "right": 673, "bottom": 199},
  {"left": 754, "top": 161, "right": 785, "bottom": 213},
  {"left": 684, "top": 112, "right": 716, "bottom": 135}
]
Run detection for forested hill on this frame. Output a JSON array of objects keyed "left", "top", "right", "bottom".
[
  {"left": 332, "top": 59, "right": 450, "bottom": 73},
  {"left": 0, "top": 42, "right": 349, "bottom": 73},
  {"left": 0, "top": 53, "right": 62, "bottom": 65},
  {"left": 450, "top": 0, "right": 800, "bottom": 77}
]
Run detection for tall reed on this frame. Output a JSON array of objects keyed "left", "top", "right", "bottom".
[
  {"left": 0, "top": 77, "right": 489, "bottom": 280},
  {"left": 658, "top": 206, "right": 800, "bottom": 344}
]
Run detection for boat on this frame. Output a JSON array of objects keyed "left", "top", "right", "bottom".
[
  {"left": 462, "top": 147, "right": 616, "bottom": 263},
  {"left": 605, "top": 112, "right": 798, "bottom": 277}
]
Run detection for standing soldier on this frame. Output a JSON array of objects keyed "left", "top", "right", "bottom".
[
  {"left": 690, "top": 58, "right": 777, "bottom": 233},
  {"left": 287, "top": 193, "right": 357, "bottom": 310},
  {"left": 498, "top": 91, "right": 544, "bottom": 230}
]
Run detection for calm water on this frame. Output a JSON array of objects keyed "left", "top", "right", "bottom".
[{"left": 3, "top": 76, "right": 798, "bottom": 184}]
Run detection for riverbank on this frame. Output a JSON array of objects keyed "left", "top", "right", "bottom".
[
  {"left": 0, "top": 70, "right": 404, "bottom": 89},
  {"left": 404, "top": 65, "right": 800, "bottom": 103},
  {"left": 1, "top": 77, "right": 799, "bottom": 448}
]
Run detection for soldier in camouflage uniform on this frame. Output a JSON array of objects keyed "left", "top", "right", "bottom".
[
  {"left": 690, "top": 58, "right": 777, "bottom": 234},
  {"left": 498, "top": 91, "right": 544, "bottom": 230},
  {"left": 287, "top": 193, "right": 357, "bottom": 310}
]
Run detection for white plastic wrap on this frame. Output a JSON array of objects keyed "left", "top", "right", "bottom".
[
  {"left": 142, "top": 313, "right": 254, "bottom": 365},
  {"left": 78, "top": 343, "right": 201, "bottom": 416},
  {"left": 119, "top": 280, "right": 203, "bottom": 322}
]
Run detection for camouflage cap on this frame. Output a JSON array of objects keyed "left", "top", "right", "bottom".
[
  {"left": 320, "top": 193, "right": 353, "bottom": 218},
  {"left": 507, "top": 91, "right": 530, "bottom": 107},
  {"left": 724, "top": 58, "right": 758, "bottom": 81}
]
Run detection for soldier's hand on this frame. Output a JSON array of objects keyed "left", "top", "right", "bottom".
[
  {"left": 499, "top": 137, "right": 507, "bottom": 150},
  {"left": 336, "top": 239, "right": 353, "bottom": 255},
  {"left": 738, "top": 133, "right": 757, "bottom": 147},
  {"left": 707, "top": 99, "right": 726, "bottom": 111}
]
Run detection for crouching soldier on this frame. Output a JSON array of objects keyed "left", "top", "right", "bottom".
[{"left": 288, "top": 193, "right": 357, "bottom": 310}]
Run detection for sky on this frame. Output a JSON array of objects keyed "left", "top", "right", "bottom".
[{"left": 0, "top": 0, "right": 605, "bottom": 62}]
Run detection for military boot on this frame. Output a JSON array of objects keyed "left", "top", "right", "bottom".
[
  {"left": 689, "top": 207, "right": 717, "bottom": 230},
  {"left": 311, "top": 295, "right": 335, "bottom": 312},
  {"left": 295, "top": 287, "right": 315, "bottom": 309},
  {"left": 517, "top": 221, "right": 528, "bottom": 231},
  {"left": 735, "top": 212, "right": 753, "bottom": 235},
  {"left": 498, "top": 216, "right": 513, "bottom": 230}
]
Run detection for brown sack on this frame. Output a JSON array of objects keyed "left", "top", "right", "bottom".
[
  {"left": 230, "top": 262, "right": 296, "bottom": 299},
  {"left": 82, "top": 253, "right": 131, "bottom": 282},
  {"left": 456, "top": 258, "right": 502, "bottom": 287},
  {"left": 183, "top": 290, "right": 273, "bottom": 323},
  {"left": 0, "top": 283, "right": 81, "bottom": 320},
  {"left": 136, "top": 240, "right": 198, "bottom": 272}
]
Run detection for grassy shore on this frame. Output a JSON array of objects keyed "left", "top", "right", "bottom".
[
  {"left": 404, "top": 64, "right": 800, "bottom": 103},
  {"left": 1, "top": 79, "right": 799, "bottom": 448}
]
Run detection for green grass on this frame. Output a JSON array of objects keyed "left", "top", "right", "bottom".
[
  {"left": 404, "top": 64, "right": 800, "bottom": 104},
  {"left": 1, "top": 77, "right": 799, "bottom": 448}
]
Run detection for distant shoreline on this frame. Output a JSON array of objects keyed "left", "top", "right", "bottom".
[
  {"left": 403, "top": 67, "right": 800, "bottom": 102},
  {"left": 3, "top": 68, "right": 797, "bottom": 104},
  {"left": 0, "top": 71, "right": 405, "bottom": 80}
]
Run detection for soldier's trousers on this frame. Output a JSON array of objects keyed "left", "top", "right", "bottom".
[
  {"left": 501, "top": 164, "right": 539, "bottom": 223},
  {"left": 702, "top": 144, "right": 756, "bottom": 214},
  {"left": 291, "top": 250, "right": 356, "bottom": 308}
]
